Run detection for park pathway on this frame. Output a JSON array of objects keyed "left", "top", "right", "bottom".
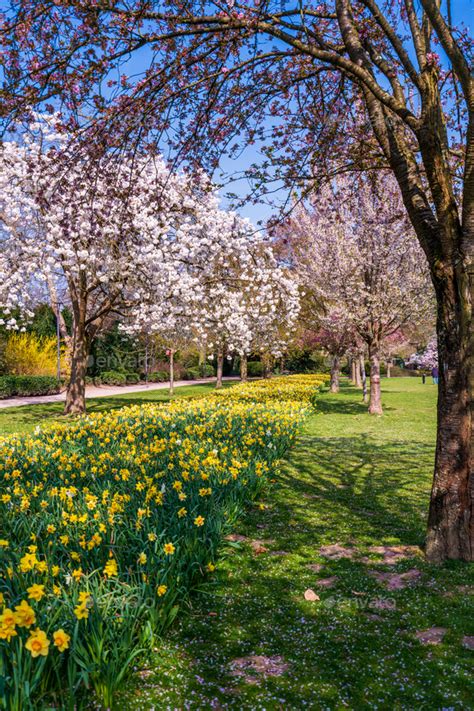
[
  {"left": 121, "top": 380, "right": 474, "bottom": 710},
  {"left": 0, "top": 376, "right": 238, "bottom": 409}
]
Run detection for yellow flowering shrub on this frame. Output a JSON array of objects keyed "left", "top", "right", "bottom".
[{"left": 0, "top": 375, "right": 323, "bottom": 708}]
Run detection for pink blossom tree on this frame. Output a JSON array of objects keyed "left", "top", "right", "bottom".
[{"left": 278, "top": 175, "right": 433, "bottom": 414}]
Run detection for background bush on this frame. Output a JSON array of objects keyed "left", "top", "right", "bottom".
[
  {"left": 184, "top": 364, "right": 215, "bottom": 380},
  {"left": 100, "top": 370, "right": 127, "bottom": 385},
  {"left": 247, "top": 361, "right": 264, "bottom": 377},
  {"left": 0, "top": 374, "right": 60, "bottom": 398},
  {"left": 148, "top": 370, "right": 169, "bottom": 383},
  {"left": 126, "top": 372, "right": 140, "bottom": 384}
]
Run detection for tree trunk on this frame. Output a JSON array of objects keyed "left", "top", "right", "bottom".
[
  {"left": 262, "top": 353, "right": 272, "bottom": 379},
  {"left": 47, "top": 273, "right": 72, "bottom": 371},
  {"left": 368, "top": 342, "right": 383, "bottom": 415},
  {"left": 279, "top": 355, "right": 285, "bottom": 374},
  {"left": 64, "top": 316, "right": 88, "bottom": 415},
  {"left": 240, "top": 353, "right": 248, "bottom": 382},
  {"left": 387, "top": 360, "right": 392, "bottom": 378},
  {"left": 349, "top": 357, "right": 355, "bottom": 383},
  {"left": 198, "top": 342, "right": 206, "bottom": 376},
  {"left": 425, "top": 268, "right": 473, "bottom": 562},
  {"left": 360, "top": 355, "right": 368, "bottom": 403},
  {"left": 169, "top": 349, "right": 175, "bottom": 396},
  {"left": 216, "top": 345, "right": 224, "bottom": 389},
  {"left": 355, "top": 356, "right": 362, "bottom": 388},
  {"left": 330, "top": 355, "right": 340, "bottom": 393}
]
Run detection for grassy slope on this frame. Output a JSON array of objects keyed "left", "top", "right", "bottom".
[
  {"left": 120, "top": 379, "right": 474, "bottom": 710},
  {"left": 0, "top": 382, "right": 229, "bottom": 435}
]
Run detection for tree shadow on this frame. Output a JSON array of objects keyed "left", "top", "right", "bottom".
[
  {"left": 317, "top": 383, "right": 395, "bottom": 416},
  {"left": 281, "top": 433, "right": 434, "bottom": 544}
]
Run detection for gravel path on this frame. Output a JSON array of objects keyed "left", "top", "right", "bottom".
[{"left": 0, "top": 377, "right": 238, "bottom": 409}]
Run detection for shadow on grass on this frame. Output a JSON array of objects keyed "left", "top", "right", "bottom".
[
  {"left": 280, "top": 433, "right": 434, "bottom": 545},
  {"left": 317, "top": 384, "right": 395, "bottom": 416}
]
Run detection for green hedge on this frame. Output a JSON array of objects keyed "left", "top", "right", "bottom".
[
  {"left": 148, "top": 370, "right": 169, "bottom": 383},
  {"left": 0, "top": 375, "right": 60, "bottom": 398},
  {"left": 125, "top": 372, "right": 140, "bottom": 384},
  {"left": 184, "top": 364, "right": 215, "bottom": 380},
  {"left": 247, "top": 361, "right": 264, "bottom": 377},
  {"left": 100, "top": 370, "right": 127, "bottom": 385}
]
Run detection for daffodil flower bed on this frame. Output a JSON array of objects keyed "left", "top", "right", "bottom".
[
  {"left": 0, "top": 375, "right": 324, "bottom": 708},
  {"left": 212, "top": 373, "right": 329, "bottom": 405}
]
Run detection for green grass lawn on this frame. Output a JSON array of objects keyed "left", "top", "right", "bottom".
[
  {"left": 0, "top": 382, "right": 229, "bottom": 435},
  {"left": 118, "top": 378, "right": 474, "bottom": 710}
]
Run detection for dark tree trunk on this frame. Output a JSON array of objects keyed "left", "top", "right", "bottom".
[
  {"left": 426, "top": 266, "right": 473, "bottom": 562},
  {"left": 368, "top": 342, "right": 383, "bottom": 415},
  {"left": 216, "top": 345, "right": 224, "bottom": 389},
  {"left": 349, "top": 357, "right": 356, "bottom": 384},
  {"left": 262, "top": 353, "right": 272, "bottom": 379},
  {"left": 64, "top": 318, "right": 88, "bottom": 415},
  {"left": 330, "top": 355, "right": 340, "bottom": 393},
  {"left": 198, "top": 343, "right": 206, "bottom": 376},
  {"left": 240, "top": 353, "right": 248, "bottom": 382}
]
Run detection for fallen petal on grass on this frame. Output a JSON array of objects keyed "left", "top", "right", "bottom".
[
  {"left": 229, "top": 655, "right": 289, "bottom": 684},
  {"left": 370, "top": 568, "right": 422, "bottom": 590},
  {"left": 366, "top": 545, "right": 423, "bottom": 565},
  {"left": 315, "top": 576, "right": 338, "bottom": 588},
  {"left": 319, "top": 543, "right": 357, "bottom": 560},
  {"left": 414, "top": 627, "right": 448, "bottom": 645}
]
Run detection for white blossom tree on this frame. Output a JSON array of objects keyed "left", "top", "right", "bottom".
[{"left": 0, "top": 119, "right": 239, "bottom": 413}]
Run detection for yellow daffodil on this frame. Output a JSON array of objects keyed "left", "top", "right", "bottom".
[
  {"left": 14, "top": 600, "right": 36, "bottom": 628},
  {"left": 163, "top": 542, "right": 175, "bottom": 555},
  {"left": 156, "top": 584, "right": 167, "bottom": 597},
  {"left": 103, "top": 558, "right": 118, "bottom": 577},
  {"left": 73, "top": 603, "right": 89, "bottom": 620},
  {"left": 0, "top": 608, "right": 17, "bottom": 632},
  {"left": 25, "top": 629, "right": 50, "bottom": 658},
  {"left": 27, "top": 584, "right": 46, "bottom": 602},
  {"left": 53, "top": 629, "right": 70, "bottom": 652}
]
